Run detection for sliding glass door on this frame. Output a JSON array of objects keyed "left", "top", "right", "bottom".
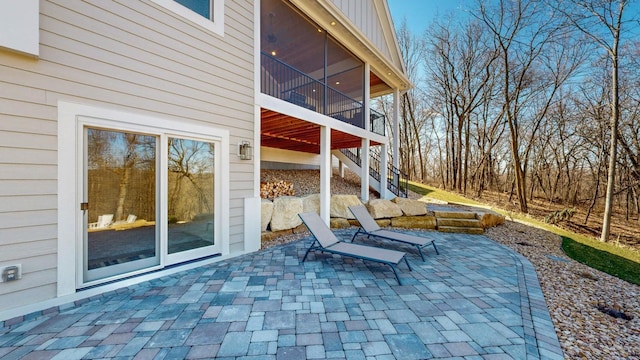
[
  {"left": 82, "top": 128, "right": 220, "bottom": 284},
  {"left": 166, "top": 137, "right": 217, "bottom": 264},
  {"left": 84, "top": 128, "right": 160, "bottom": 282}
]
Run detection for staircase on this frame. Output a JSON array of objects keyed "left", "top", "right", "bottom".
[
  {"left": 333, "top": 148, "right": 408, "bottom": 199},
  {"left": 432, "top": 208, "right": 484, "bottom": 234}
]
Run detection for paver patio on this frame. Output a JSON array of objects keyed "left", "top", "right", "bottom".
[{"left": 0, "top": 229, "right": 563, "bottom": 359}]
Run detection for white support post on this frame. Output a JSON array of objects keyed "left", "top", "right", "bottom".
[
  {"left": 380, "top": 144, "right": 390, "bottom": 199},
  {"left": 364, "top": 63, "right": 371, "bottom": 132},
  {"left": 361, "top": 62, "right": 372, "bottom": 202},
  {"left": 320, "top": 126, "right": 331, "bottom": 225},
  {"left": 393, "top": 88, "right": 400, "bottom": 170},
  {"left": 338, "top": 160, "right": 344, "bottom": 178},
  {"left": 361, "top": 138, "right": 370, "bottom": 202}
]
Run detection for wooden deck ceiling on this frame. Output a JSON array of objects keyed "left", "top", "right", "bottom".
[{"left": 261, "top": 109, "right": 380, "bottom": 154}]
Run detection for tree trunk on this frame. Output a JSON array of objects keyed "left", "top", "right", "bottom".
[
  {"left": 463, "top": 116, "right": 471, "bottom": 195},
  {"left": 601, "top": 45, "right": 620, "bottom": 242},
  {"left": 506, "top": 114, "right": 529, "bottom": 212},
  {"left": 404, "top": 93, "right": 425, "bottom": 181},
  {"left": 456, "top": 116, "right": 463, "bottom": 192},
  {"left": 116, "top": 166, "right": 131, "bottom": 221}
]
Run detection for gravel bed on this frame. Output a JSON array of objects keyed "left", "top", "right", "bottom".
[
  {"left": 485, "top": 222, "right": 639, "bottom": 360},
  {"left": 262, "top": 169, "right": 640, "bottom": 359}
]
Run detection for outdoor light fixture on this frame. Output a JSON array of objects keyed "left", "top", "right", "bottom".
[{"left": 238, "top": 140, "right": 253, "bottom": 160}]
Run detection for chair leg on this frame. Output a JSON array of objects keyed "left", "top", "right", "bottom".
[
  {"left": 416, "top": 245, "right": 426, "bottom": 262},
  {"left": 403, "top": 255, "right": 412, "bottom": 271},
  {"left": 350, "top": 229, "right": 362, "bottom": 242},
  {"left": 432, "top": 241, "right": 439, "bottom": 255},
  {"left": 388, "top": 264, "right": 403, "bottom": 285},
  {"left": 302, "top": 240, "right": 317, "bottom": 262}
]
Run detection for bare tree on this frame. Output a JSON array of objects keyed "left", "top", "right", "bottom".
[
  {"left": 552, "top": 0, "right": 633, "bottom": 241},
  {"left": 425, "top": 17, "right": 500, "bottom": 194},
  {"left": 168, "top": 138, "right": 215, "bottom": 220},
  {"left": 390, "top": 18, "right": 429, "bottom": 181},
  {"left": 476, "top": 0, "right": 572, "bottom": 213}
]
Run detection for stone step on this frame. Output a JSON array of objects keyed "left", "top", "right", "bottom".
[
  {"left": 432, "top": 210, "right": 477, "bottom": 219},
  {"left": 437, "top": 226, "right": 484, "bottom": 235},
  {"left": 437, "top": 218, "right": 483, "bottom": 228}
]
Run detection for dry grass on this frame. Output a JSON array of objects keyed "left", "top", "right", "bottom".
[{"left": 468, "top": 190, "right": 640, "bottom": 252}]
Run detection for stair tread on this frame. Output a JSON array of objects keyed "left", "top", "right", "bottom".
[
  {"left": 437, "top": 218, "right": 483, "bottom": 228},
  {"left": 437, "top": 226, "right": 484, "bottom": 234},
  {"left": 433, "top": 210, "right": 477, "bottom": 219}
]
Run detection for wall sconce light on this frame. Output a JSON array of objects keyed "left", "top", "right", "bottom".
[{"left": 238, "top": 140, "right": 253, "bottom": 160}]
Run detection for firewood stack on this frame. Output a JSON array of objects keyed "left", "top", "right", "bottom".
[{"left": 260, "top": 180, "right": 295, "bottom": 199}]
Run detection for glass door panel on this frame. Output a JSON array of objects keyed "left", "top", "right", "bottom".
[
  {"left": 167, "top": 137, "right": 216, "bottom": 261},
  {"left": 84, "top": 128, "right": 159, "bottom": 282}
]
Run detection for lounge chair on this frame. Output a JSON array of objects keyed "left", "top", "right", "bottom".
[
  {"left": 349, "top": 205, "right": 439, "bottom": 261},
  {"left": 112, "top": 214, "right": 137, "bottom": 226},
  {"left": 88, "top": 214, "right": 114, "bottom": 230},
  {"left": 298, "top": 212, "right": 412, "bottom": 285}
]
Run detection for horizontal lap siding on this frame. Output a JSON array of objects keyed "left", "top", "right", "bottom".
[{"left": 0, "top": 0, "right": 254, "bottom": 309}]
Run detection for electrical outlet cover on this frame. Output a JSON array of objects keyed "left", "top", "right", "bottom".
[{"left": 1, "top": 264, "right": 22, "bottom": 282}]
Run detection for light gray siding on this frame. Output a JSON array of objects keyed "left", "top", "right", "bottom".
[
  {"left": 329, "top": 0, "right": 392, "bottom": 60},
  {"left": 0, "top": 0, "right": 255, "bottom": 312}
]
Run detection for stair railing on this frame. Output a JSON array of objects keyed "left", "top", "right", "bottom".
[{"left": 339, "top": 148, "right": 408, "bottom": 198}]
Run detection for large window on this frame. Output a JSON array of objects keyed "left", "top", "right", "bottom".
[
  {"left": 152, "top": 0, "right": 224, "bottom": 36},
  {"left": 174, "top": 0, "right": 212, "bottom": 19}
]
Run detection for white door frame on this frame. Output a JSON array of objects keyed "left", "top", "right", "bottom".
[{"left": 58, "top": 102, "right": 230, "bottom": 294}]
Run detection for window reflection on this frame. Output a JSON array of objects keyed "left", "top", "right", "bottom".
[
  {"left": 86, "top": 128, "right": 157, "bottom": 271},
  {"left": 168, "top": 138, "right": 215, "bottom": 254}
]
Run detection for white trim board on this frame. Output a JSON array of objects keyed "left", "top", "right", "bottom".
[{"left": 57, "top": 101, "right": 230, "bottom": 296}]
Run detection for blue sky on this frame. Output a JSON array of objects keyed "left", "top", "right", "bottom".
[
  {"left": 387, "top": 0, "right": 472, "bottom": 34},
  {"left": 388, "top": 0, "right": 639, "bottom": 37}
]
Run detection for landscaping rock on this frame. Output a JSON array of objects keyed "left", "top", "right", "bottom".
[
  {"left": 302, "top": 193, "right": 320, "bottom": 214},
  {"left": 330, "top": 218, "right": 351, "bottom": 229},
  {"left": 391, "top": 215, "right": 437, "bottom": 229},
  {"left": 367, "top": 199, "right": 403, "bottom": 219},
  {"left": 350, "top": 218, "right": 390, "bottom": 227},
  {"left": 477, "top": 210, "right": 505, "bottom": 228},
  {"left": 261, "top": 199, "right": 274, "bottom": 232},
  {"left": 270, "top": 196, "right": 303, "bottom": 231},
  {"left": 330, "top": 194, "right": 362, "bottom": 219},
  {"left": 392, "top": 197, "right": 428, "bottom": 216},
  {"left": 292, "top": 223, "right": 309, "bottom": 234}
]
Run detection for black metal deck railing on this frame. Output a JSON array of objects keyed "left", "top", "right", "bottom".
[
  {"left": 340, "top": 148, "right": 408, "bottom": 198},
  {"left": 261, "top": 52, "right": 385, "bottom": 136}
]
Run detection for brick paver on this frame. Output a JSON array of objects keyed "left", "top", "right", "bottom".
[{"left": 0, "top": 230, "right": 563, "bottom": 359}]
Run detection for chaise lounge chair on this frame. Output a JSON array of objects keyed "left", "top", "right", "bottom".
[
  {"left": 349, "top": 205, "right": 439, "bottom": 261},
  {"left": 88, "top": 214, "right": 114, "bottom": 230},
  {"left": 298, "top": 212, "right": 412, "bottom": 285}
]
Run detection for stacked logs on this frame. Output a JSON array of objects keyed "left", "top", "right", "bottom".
[{"left": 260, "top": 180, "right": 295, "bottom": 199}]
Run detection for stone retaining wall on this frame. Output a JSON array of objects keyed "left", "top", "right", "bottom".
[
  {"left": 260, "top": 194, "right": 505, "bottom": 241},
  {"left": 261, "top": 195, "right": 436, "bottom": 232}
]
